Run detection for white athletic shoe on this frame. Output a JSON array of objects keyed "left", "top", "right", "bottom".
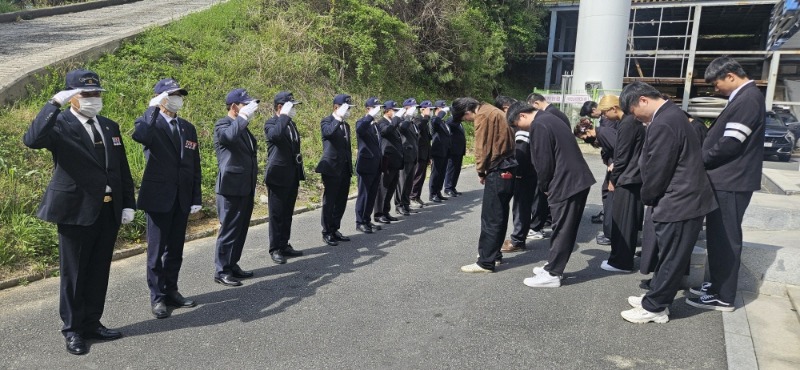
[
  {"left": 523, "top": 272, "right": 561, "bottom": 288},
  {"left": 527, "top": 230, "right": 545, "bottom": 240},
  {"left": 601, "top": 260, "right": 632, "bottom": 273},
  {"left": 620, "top": 307, "right": 669, "bottom": 324},
  {"left": 460, "top": 263, "right": 492, "bottom": 273},
  {"left": 628, "top": 294, "right": 644, "bottom": 308}
]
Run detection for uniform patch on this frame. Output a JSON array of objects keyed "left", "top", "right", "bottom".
[
  {"left": 112, "top": 136, "right": 122, "bottom": 146},
  {"left": 184, "top": 140, "right": 198, "bottom": 150}
]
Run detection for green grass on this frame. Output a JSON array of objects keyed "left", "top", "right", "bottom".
[{"left": 0, "top": 0, "right": 481, "bottom": 273}]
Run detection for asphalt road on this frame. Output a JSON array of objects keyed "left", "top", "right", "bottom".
[{"left": 0, "top": 153, "right": 725, "bottom": 369}]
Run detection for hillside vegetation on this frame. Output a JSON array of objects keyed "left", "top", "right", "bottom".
[{"left": 0, "top": 0, "right": 545, "bottom": 276}]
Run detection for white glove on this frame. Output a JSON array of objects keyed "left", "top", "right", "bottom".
[
  {"left": 396, "top": 108, "right": 407, "bottom": 118},
  {"left": 406, "top": 106, "right": 417, "bottom": 118},
  {"left": 441, "top": 107, "right": 450, "bottom": 113},
  {"left": 334, "top": 103, "right": 350, "bottom": 120},
  {"left": 368, "top": 106, "right": 381, "bottom": 118},
  {"left": 190, "top": 205, "right": 202, "bottom": 214},
  {"left": 149, "top": 91, "right": 169, "bottom": 107},
  {"left": 121, "top": 208, "right": 135, "bottom": 224},
  {"left": 279, "top": 101, "right": 294, "bottom": 115},
  {"left": 52, "top": 89, "right": 80, "bottom": 106},
  {"left": 238, "top": 101, "right": 259, "bottom": 120}
]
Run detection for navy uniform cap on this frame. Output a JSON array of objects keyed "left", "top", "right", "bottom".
[
  {"left": 402, "top": 98, "right": 418, "bottom": 107},
  {"left": 382, "top": 100, "right": 401, "bottom": 110},
  {"left": 226, "top": 88, "right": 257, "bottom": 105},
  {"left": 274, "top": 91, "right": 301, "bottom": 105},
  {"left": 365, "top": 97, "right": 381, "bottom": 107},
  {"left": 333, "top": 94, "right": 352, "bottom": 105},
  {"left": 419, "top": 100, "right": 433, "bottom": 108},
  {"left": 433, "top": 100, "right": 448, "bottom": 108},
  {"left": 154, "top": 78, "right": 188, "bottom": 95},
  {"left": 65, "top": 69, "right": 106, "bottom": 92}
]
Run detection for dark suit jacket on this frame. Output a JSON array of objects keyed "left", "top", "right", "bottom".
[
  {"left": 639, "top": 101, "right": 717, "bottom": 222},
  {"left": 414, "top": 115, "right": 432, "bottom": 161},
  {"left": 355, "top": 114, "right": 382, "bottom": 175},
  {"left": 264, "top": 113, "right": 305, "bottom": 187},
  {"left": 429, "top": 112, "right": 452, "bottom": 158},
  {"left": 377, "top": 115, "right": 404, "bottom": 170},
  {"left": 397, "top": 115, "right": 418, "bottom": 164},
  {"left": 545, "top": 104, "right": 571, "bottom": 128},
  {"left": 529, "top": 110, "right": 596, "bottom": 204},
  {"left": 596, "top": 125, "right": 617, "bottom": 165},
  {"left": 23, "top": 104, "right": 136, "bottom": 226},
  {"left": 213, "top": 115, "right": 258, "bottom": 197},
  {"left": 132, "top": 107, "right": 202, "bottom": 213},
  {"left": 610, "top": 114, "right": 645, "bottom": 187},
  {"left": 315, "top": 114, "right": 353, "bottom": 177},
  {"left": 447, "top": 118, "right": 466, "bottom": 156}
]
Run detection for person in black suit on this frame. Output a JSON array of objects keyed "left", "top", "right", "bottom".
[
  {"left": 23, "top": 69, "right": 135, "bottom": 355},
  {"left": 618, "top": 81, "right": 717, "bottom": 324},
  {"left": 373, "top": 100, "right": 404, "bottom": 224},
  {"left": 428, "top": 100, "right": 451, "bottom": 202},
  {"left": 264, "top": 91, "right": 306, "bottom": 264},
  {"left": 574, "top": 117, "right": 617, "bottom": 246},
  {"left": 133, "top": 78, "right": 201, "bottom": 319},
  {"left": 527, "top": 93, "right": 571, "bottom": 127},
  {"left": 409, "top": 100, "right": 433, "bottom": 208},
  {"left": 316, "top": 94, "right": 354, "bottom": 246},
  {"left": 212, "top": 88, "right": 260, "bottom": 287},
  {"left": 394, "top": 98, "right": 420, "bottom": 215},
  {"left": 444, "top": 116, "right": 466, "bottom": 197},
  {"left": 507, "top": 103, "right": 595, "bottom": 287},
  {"left": 687, "top": 57, "right": 765, "bottom": 312},
  {"left": 354, "top": 97, "right": 384, "bottom": 233}
]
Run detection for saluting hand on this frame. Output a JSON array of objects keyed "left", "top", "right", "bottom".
[
  {"left": 239, "top": 101, "right": 259, "bottom": 120},
  {"left": 121, "top": 208, "right": 135, "bottom": 224},
  {"left": 406, "top": 106, "right": 417, "bottom": 118},
  {"left": 396, "top": 108, "right": 407, "bottom": 118},
  {"left": 52, "top": 89, "right": 80, "bottom": 106},
  {"left": 368, "top": 106, "right": 381, "bottom": 118},
  {"left": 190, "top": 205, "right": 202, "bottom": 214},
  {"left": 279, "top": 101, "right": 294, "bottom": 116},
  {"left": 334, "top": 103, "right": 350, "bottom": 120},
  {"left": 149, "top": 92, "right": 169, "bottom": 107}
]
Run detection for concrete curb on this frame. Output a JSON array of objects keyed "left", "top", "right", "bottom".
[
  {"left": 0, "top": 0, "right": 142, "bottom": 23},
  {"left": 723, "top": 294, "right": 759, "bottom": 370},
  {"left": 762, "top": 168, "right": 800, "bottom": 195}
]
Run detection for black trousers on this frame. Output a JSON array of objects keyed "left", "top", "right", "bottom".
[
  {"left": 410, "top": 158, "right": 428, "bottom": 199},
  {"left": 268, "top": 183, "right": 298, "bottom": 253},
  {"left": 374, "top": 168, "right": 399, "bottom": 218},
  {"left": 355, "top": 173, "right": 380, "bottom": 225},
  {"left": 530, "top": 181, "right": 550, "bottom": 231},
  {"left": 444, "top": 154, "right": 464, "bottom": 192},
  {"left": 602, "top": 172, "right": 614, "bottom": 237},
  {"left": 429, "top": 155, "right": 447, "bottom": 197},
  {"left": 146, "top": 200, "right": 190, "bottom": 304},
  {"left": 544, "top": 188, "right": 589, "bottom": 275},
  {"left": 394, "top": 160, "right": 416, "bottom": 208},
  {"left": 608, "top": 184, "right": 643, "bottom": 270},
  {"left": 510, "top": 174, "right": 535, "bottom": 245},
  {"left": 476, "top": 170, "right": 515, "bottom": 270},
  {"left": 642, "top": 216, "right": 704, "bottom": 313},
  {"left": 215, "top": 194, "right": 254, "bottom": 277},
  {"left": 706, "top": 190, "right": 753, "bottom": 303},
  {"left": 57, "top": 202, "right": 119, "bottom": 337},
  {"left": 639, "top": 206, "right": 658, "bottom": 274},
  {"left": 321, "top": 174, "right": 351, "bottom": 234}
]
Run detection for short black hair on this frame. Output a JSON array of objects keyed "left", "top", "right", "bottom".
[
  {"left": 452, "top": 97, "right": 480, "bottom": 122},
  {"left": 505, "top": 101, "right": 535, "bottom": 127},
  {"left": 579, "top": 101, "right": 597, "bottom": 117},
  {"left": 704, "top": 56, "right": 748, "bottom": 83},
  {"left": 526, "top": 93, "right": 546, "bottom": 104},
  {"left": 494, "top": 95, "right": 517, "bottom": 110},
  {"left": 619, "top": 81, "right": 663, "bottom": 115}
]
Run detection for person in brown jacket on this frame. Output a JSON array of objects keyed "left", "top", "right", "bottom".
[{"left": 455, "top": 98, "right": 517, "bottom": 273}]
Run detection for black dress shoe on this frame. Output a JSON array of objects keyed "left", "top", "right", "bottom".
[
  {"left": 333, "top": 231, "right": 350, "bottom": 241},
  {"left": 375, "top": 216, "right": 391, "bottom": 224},
  {"left": 166, "top": 292, "right": 197, "bottom": 308},
  {"left": 84, "top": 326, "right": 122, "bottom": 341},
  {"left": 596, "top": 235, "right": 612, "bottom": 245},
  {"left": 367, "top": 222, "right": 382, "bottom": 231},
  {"left": 395, "top": 206, "right": 410, "bottom": 216},
  {"left": 356, "top": 224, "right": 373, "bottom": 234},
  {"left": 282, "top": 245, "right": 304, "bottom": 257},
  {"left": 231, "top": 266, "right": 254, "bottom": 278},
  {"left": 454, "top": 190, "right": 463, "bottom": 196},
  {"left": 65, "top": 334, "right": 87, "bottom": 355},
  {"left": 430, "top": 195, "right": 443, "bottom": 203},
  {"left": 437, "top": 192, "right": 449, "bottom": 200},
  {"left": 215, "top": 274, "right": 243, "bottom": 287},
  {"left": 386, "top": 214, "right": 399, "bottom": 222},
  {"left": 270, "top": 251, "right": 286, "bottom": 264},
  {"left": 444, "top": 189, "right": 458, "bottom": 197},
  {"left": 152, "top": 302, "right": 170, "bottom": 319},
  {"left": 323, "top": 234, "right": 339, "bottom": 246}
]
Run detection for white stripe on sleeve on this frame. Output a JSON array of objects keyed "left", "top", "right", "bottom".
[
  {"left": 725, "top": 122, "right": 752, "bottom": 136},
  {"left": 723, "top": 130, "right": 747, "bottom": 142}
]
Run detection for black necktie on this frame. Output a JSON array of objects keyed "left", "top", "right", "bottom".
[
  {"left": 88, "top": 119, "right": 106, "bottom": 168},
  {"left": 169, "top": 119, "right": 181, "bottom": 153}
]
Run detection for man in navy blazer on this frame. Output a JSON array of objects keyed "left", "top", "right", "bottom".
[
  {"left": 394, "top": 98, "right": 420, "bottom": 215},
  {"left": 264, "top": 91, "right": 306, "bottom": 264},
  {"left": 428, "top": 100, "right": 452, "bottom": 202},
  {"left": 444, "top": 116, "right": 466, "bottom": 197},
  {"left": 212, "top": 88, "right": 260, "bottom": 287},
  {"left": 373, "top": 100, "right": 404, "bottom": 224},
  {"left": 354, "top": 98, "right": 384, "bottom": 233},
  {"left": 23, "top": 69, "right": 135, "bottom": 355},
  {"left": 316, "top": 94, "right": 354, "bottom": 246},
  {"left": 410, "top": 100, "right": 433, "bottom": 207},
  {"left": 132, "top": 78, "right": 201, "bottom": 319}
]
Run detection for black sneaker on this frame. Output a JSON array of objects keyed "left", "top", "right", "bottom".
[
  {"left": 686, "top": 294, "right": 734, "bottom": 312},
  {"left": 689, "top": 282, "right": 711, "bottom": 296}
]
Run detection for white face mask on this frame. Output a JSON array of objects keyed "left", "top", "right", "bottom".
[
  {"left": 342, "top": 109, "right": 352, "bottom": 119},
  {"left": 288, "top": 107, "right": 297, "bottom": 118},
  {"left": 164, "top": 95, "right": 184, "bottom": 113},
  {"left": 77, "top": 97, "right": 103, "bottom": 117}
]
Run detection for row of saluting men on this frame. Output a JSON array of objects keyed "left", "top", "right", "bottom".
[{"left": 22, "top": 69, "right": 466, "bottom": 355}]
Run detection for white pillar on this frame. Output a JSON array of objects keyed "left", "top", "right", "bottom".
[{"left": 573, "top": 0, "right": 631, "bottom": 95}]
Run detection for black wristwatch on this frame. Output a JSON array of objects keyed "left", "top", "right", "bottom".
[{"left": 48, "top": 99, "right": 61, "bottom": 108}]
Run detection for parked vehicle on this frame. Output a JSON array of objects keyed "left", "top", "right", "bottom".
[
  {"left": 772, "top": 107, "right": 800, "bottom": 147},
  {"left": 764, "top": 111, "right": 795, "bottom": 162}
]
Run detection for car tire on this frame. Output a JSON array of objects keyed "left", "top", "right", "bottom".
[{"left": 779, "top": 154, "right": 792, "bottom": 162}]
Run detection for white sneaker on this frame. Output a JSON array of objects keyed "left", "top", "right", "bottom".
[
  {"left": 460, "top": 263, "right": 492, "bottom": 273},
  {"left": 532, "top": 262, "right": 549, "bottom": 275},
  {"left": 527, "top": 230, "right": 545, "bottom": 240},
  {"left": 620, "top": 307, "right": 669, "bottom": 324},
  {"left": 601, "top": 260, "right": 632, "bottom": 273},
  {"left": 523, "top": 272, "right": 561, "bottom": 288},
  {"left": 627, "top": 294, "right": 644, "bottom": 308}
]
